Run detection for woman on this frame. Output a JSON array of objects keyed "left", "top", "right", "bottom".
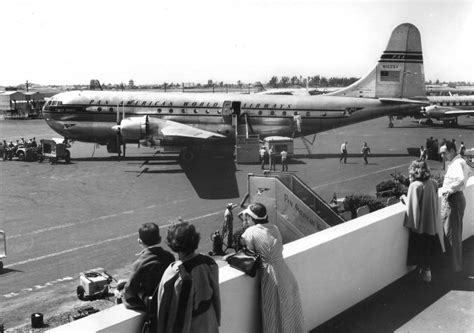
[
  {"left": 401, "top": 160, "right": 445, "bottom": 282},
  {"left": 157, "top": 222, "right": 220, "bottom": 333},
  {"left": 240, "top": 203, "right": 305, "bottom": 333}
]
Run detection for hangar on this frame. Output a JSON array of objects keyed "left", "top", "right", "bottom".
[{"left": 0, "top": 91, "right": 45, "bottom": 119}]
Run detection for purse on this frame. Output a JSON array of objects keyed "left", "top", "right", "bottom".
[{"left": 225, "top": 248, "right": 262, "bottom": 277}]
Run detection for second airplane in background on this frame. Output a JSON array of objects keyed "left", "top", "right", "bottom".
[{"left": 42, "top": 23, "right": 428, "bottom": 161}]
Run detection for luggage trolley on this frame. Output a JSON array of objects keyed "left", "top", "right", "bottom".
[{"left": 0, "top": 230, "right": 6, "bottom": 272}]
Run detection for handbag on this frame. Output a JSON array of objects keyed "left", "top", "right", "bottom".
[{"left": 225, "top": 248, "right": 262, "bottom": 277}]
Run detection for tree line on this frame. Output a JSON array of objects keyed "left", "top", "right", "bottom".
[{"left": 267, "top": 75, "right": 360, "bottom": 88}]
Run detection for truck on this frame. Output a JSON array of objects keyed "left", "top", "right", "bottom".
[
  {"left": 38, "top": 139, "right": 71, "bottom": 164},
  {"left": 263, "top": 136, "right": 294, "bottom": 161}
]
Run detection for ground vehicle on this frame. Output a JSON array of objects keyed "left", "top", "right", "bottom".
[
  {"left": 2, "top": 144, "right": 40, "bottom": 161},
  {"left": 14, "top": 146, "right": 41, "bottom": 161},
  {"left": 38, "top": 139, "right": 71, "bottom": 164},
  {"left": 0, "top": 230, "right": 6, "bottom": 272},
  {"left": 264, "top": 136, "right": 294, "bottom": 161}
]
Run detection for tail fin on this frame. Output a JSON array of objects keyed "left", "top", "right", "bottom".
[{"left": 328, "top": 23, "right": 426, "bottom": 99}]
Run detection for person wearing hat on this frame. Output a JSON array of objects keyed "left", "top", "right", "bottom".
[
  {"left": 240, "top": 203, "right": 305, "bottom": 333},
  {"left": 119, "top": 223, "right": 174, "bottom": 311},
  {"left": 222, "top": 203, "right": 235, "bottom": 249}
]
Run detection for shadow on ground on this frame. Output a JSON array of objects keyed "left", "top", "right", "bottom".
[
  {"left": 180, "top": 158, "right": 240, "bottom": 199},
  {"left": 311, "top": 236, "right": 474, "bottom": 333}
]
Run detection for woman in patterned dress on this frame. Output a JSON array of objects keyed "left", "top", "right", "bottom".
[{"left": 240, "top": 203, "right": 305, "bottom": 333}]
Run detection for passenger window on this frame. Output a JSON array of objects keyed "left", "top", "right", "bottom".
[
  {"left": 157, "top": 108, "right": 162, "bottom": 113},
  {"left": 306, "top": 111, "right": 310, "bottom": 117},
  {"left": 282, "top": 111, "right": 287, "bottom": 116},
  {"left": 97, "top": 107, "right": 102, "bottom": 112},
  {"left": 270, "top": 110, "right": 275, "bottom": 115},
  {"left": 169, "top": 109, "right": 173, "bottom": 113},
  {"left": 258, "top": 110, "right": 262, "bottom": 115}
]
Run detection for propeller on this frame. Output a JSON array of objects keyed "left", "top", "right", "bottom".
[{"left": 421, "top": 105, "right": 437, "bottom": 117}]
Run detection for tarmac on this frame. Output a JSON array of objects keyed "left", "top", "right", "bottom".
[{"left": 0, "top": 115, "right": 473, "bottom": 330}]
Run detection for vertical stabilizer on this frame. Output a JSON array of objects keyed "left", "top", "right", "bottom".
[{"left": 328, "top": 23, "right": 426, "bottom": 99}]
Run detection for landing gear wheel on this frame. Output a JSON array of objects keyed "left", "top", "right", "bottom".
[{"left": 389, "top": 122, "right": 394, "bottom": 128}]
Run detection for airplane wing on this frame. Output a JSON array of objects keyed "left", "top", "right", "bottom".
[
  {"left": 157, "top": 118, "right": 226, "bottom": 139},
  {"left": 444, "top": 109, "right": 474, "bottom": 115},
  {"left": 117, "top": 116, "right": 226, "bottom": 143},
  {"left": 422, "top": 105, "right": 474, "bottom": 118}
]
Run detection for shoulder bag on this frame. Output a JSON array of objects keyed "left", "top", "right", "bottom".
[{"left": 225, "top": 248, "right": 262, "bottom": 277}]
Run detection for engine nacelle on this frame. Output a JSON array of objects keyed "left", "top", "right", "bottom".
[{"left": 120, "top": 116, "right": 148, "bottom": 141}]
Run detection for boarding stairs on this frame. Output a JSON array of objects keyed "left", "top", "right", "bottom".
[
  {"left": 243, "top": 172, "right": 345, "bottom": 243},
  {"left": 234, "top": 113, "right": 261, "bottom": 163}
]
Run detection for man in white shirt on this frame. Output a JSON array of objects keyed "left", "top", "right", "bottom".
[
  {"left": 339, "top": 141, "right": 348, "bottom": 164},
  {"left": 440, "top": 141, "right": 471, "bottom": 273},
  {"left": 280, "top": 149, "right": 288, "bottom": 171}
]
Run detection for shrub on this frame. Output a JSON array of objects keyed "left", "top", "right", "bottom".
[{"left": 343, "top": 194, "right": 387, "bottom": 219}]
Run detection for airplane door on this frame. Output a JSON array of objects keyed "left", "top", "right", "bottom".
[{"left": 222, "top": 101, "right": 241, "bottom": 126}]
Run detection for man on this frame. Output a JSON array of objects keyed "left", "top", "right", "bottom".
[
  {"left": 280, "top": 148, "right": 288, "bottom": 171},
  {"left": 340, "top": 141, "right": 348, "bottom": 164},
  {"left": 269, "top": 146, "right": 276, "bottom": 171},
  {"left": 361, "top": 142, "right": 371, "bottom": 164},
  {"left": 120, "top": 223, "right": 175, "bottom": 310},
  {"left": 440, "top": 141, "right": 470, "bottom": 274},
  {"left": 459, "top": 141, "right": 466, "bottom": 156},
  {"left": 259, "top": 146, "right": 267, "bottom": 170}
]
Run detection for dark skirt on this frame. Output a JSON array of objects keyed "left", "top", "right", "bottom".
[{"left": 406, "top": 230, "right": 442, "bottom": 267}]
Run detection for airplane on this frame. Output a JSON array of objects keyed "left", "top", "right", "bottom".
[
  {"left": 253, "top": 82, "right": 341, "bottom": 96},
  {"left": 42, "top": 23, "right": 428, "bottom": 162},
  {"left": 387, "top": 95, "right": 474, "bottom": 127}
]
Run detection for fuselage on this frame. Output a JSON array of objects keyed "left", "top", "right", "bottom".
[{"left": 42, "top": 90, "right": 422, "bottom": 145}]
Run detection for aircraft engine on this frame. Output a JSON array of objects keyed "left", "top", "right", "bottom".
[
  {"left": 118, "top": 116, "right": 149, "bottom": 141},
  {"left": 421, "top": 105, "right": 437, "bottom": 117}
]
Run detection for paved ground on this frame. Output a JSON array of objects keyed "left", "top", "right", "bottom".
[{"left": 0, "top": 115, "right": 473, "bottom": 330}]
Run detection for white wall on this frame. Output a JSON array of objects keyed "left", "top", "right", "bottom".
[{"left": 49, "top": 178, "right": 474, "bottom": 332}]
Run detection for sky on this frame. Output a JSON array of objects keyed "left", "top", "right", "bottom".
[{"left": 0, "top": 0, "right": 472, "bottom": 86}]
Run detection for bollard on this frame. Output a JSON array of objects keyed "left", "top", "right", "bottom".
[{"left": 31, "top": 313, "right": 44, "bottom": 328}]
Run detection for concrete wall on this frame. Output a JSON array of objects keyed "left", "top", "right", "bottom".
[{"left": 49, "top": 177, "right": 474, "bottom": 332}]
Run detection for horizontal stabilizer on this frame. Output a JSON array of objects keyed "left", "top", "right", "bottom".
[{"left": 379, "top": 98, "right": 429, "bottom": 105}]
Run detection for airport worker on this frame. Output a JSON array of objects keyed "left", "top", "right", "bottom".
[
  {"left": 361, "top": 142, "right": 371, "bottom": 164},
  {"left": 440, "top": 139, "right": 447, "bottom": 170},
  {"left": 459, "top": 141, "right": 465, "bottom": 156},
  {"left": 31, "top": 137, "right": 37, "bottom": 148},
  {"left": 419, "top": 146, "right": 427, "bottom": 161},
  {"left": 269, "top": 145, "right": 276, "bottom": 171},
  {"left": 240, "top": 203, "right": 305, "bottom": 333},
  {"left": 260, "top": 146, "right": 267, "bottom": 169},
  {"left": 222, "top": 203, "right": 236, "bottom": 249},
  {"left": 401, "top": 160, "right": 445, "bottom": 283},
  {"left": 433, "top": 139, "right": 440, "bottom": 161},
  {"left": 340, "top": 141, "right": 348, "bottom": 164},
  {"left": 157, "top": 222, "right": 221, "bottom": 333},
  {"left": 1, "top": 140, "right": 6, "bottom": 160},
  {"left": 120, "top": 223, "right": 174, "bottom": 311},
  {"left": 280, "top": 148, "right": 288, "bottom": 171},
  {"left": 440, "top": 141, "right": 470, "bottom": 274}
]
